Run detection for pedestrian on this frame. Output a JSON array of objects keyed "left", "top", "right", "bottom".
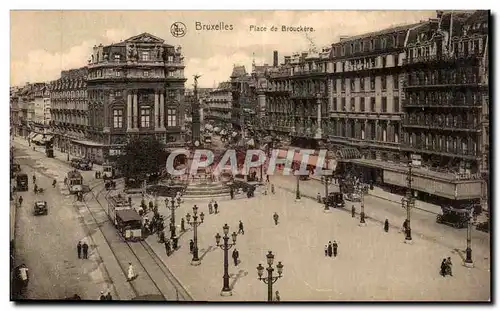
[
  {"left": 324, "top": 245, "right": 328, "bottom": 257},
  {"left": 181, "top": 218, "right": 185, "bottom": 232},
  {"left": 230, "top": 188, "right": 234, "bottom": 199},
  {"left": 208, "top": 201, "right": 213, "bottom": 214},
  {"left": 327, "top": 241, "right": 333, "bottom": 257},
  {"left": 384, "top": 219, "right": 389, "bottom": 232},
  {"left": 238, "top": 220, "right": 244, "bottom": 235},
  {"left": 214, "top": 201, "right": 219, "bottom": 214},
  {"left": 127, "top": 263, "right": 136, "bottom": 281},
  {"left": 189, "top": 239, "right": 194, "bottom": 254},
  {"left": 333, "top": 241, "right": 338, "bottom": 257},
  {"left": 95, "top": 171, "right": 99, "bottom": 179},
  {"left": 271, "top": 184, "right": 275, "bottom": 194},
  {"left": 317, "top": 192, "right": 322, "bottom": 203},
  {"left": 165, "top": 239, "right": 171, "bottom": 256},
  {"left": 351, "top": 205, "right": 356, "bottom": 218},
  {"left": 446, "top": 257, "right": 453, "bottom": 276},
  {"left": 105, "top": 291, "right": 112, "bottom": 300},
  {"left": 275, "top": 291, "right": 281, "bottom": 302},
  {"left": 82, "top": 242, "right": 89, "bottom": 259},
  {"left": 32, "top": 174, "right": 36, "bottom": 184},
  {"left": 99, "top": 291, "right": 106, "bottom": 300},
  {"left": 266, "top": 174, "right": 270, "bottom": 183},
  {"left": 402, "top": 219, "right": 408, "bottom": 233},
  {"left": 52, "top": 179, "right": 57, "bottom": 188},
  {"left": 273, "top": 212, "right": 279, "bottom": 225},
  {"left": 148, "top": 201, "right": 154, "bottom": 212},
  {"left": 77, "top": 241, "right": 82, "bottom": 259},
  {"left": 158, "top": 230, "right": 165, "bottom": 244},
  {"left": 128, "top": 197, "right": 132, "bottom": 205},
  {"left": 232, "top": 248, "right": 239, "bottom": 266},
  {"left": 18, "top": 196, "right": 23, "bottom": 207},
  {"left": 440, "top": 258, "right": 447, "bottom": 277}
]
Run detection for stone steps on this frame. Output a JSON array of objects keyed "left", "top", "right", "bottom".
[{"left": 183, "top": 181, "right": 231, "bottom": 198}]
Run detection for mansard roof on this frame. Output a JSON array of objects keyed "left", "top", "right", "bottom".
[{"left": 231, "top": 65, "right": 247, "bottom": 78}]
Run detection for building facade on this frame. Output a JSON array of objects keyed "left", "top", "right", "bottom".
[
  {"left": 32, "top": 83, "right": 51, "bottom": 135},
  {"left": 86, "top": 33, "right": 187, "bottom": 162},
  {"left": 50, "top": 67, "right": 88, "bottom": 155},
  {"left": 262, "top": 10, "right": 489, "bottom": 207},
  {"left": 205, "top": 81, "right": 233, "bottom": 127},
  {"left": 398, "top": 10, "right": 489, "bottom": 205}
]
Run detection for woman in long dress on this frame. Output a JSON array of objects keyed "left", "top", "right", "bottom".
[{"left": 127, "top": 263, "right": 136, "bottom": 281}]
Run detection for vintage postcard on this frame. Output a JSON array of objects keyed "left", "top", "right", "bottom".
[{"left": 9, "top": 10, "right": 490, "bottom": 302}]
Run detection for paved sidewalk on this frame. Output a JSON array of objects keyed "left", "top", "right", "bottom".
[
  {"left": 271, "top": 175, "right": 490, "bottom": 256},
  {"left": 12, "top": 136, "right": 103, "bottom": 173},
  {"left": 130, "top": 185, "right": 490, "bottom": 301}
]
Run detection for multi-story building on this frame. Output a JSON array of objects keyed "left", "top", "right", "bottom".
[
  {"left": 50, "top": 67, "right": 88, "bottom": 155},
  {"left": 205, "top": 81, "right": 233, "bottom": 127},
  {"left": 86, "top": 32, "right": 186, "bottom": 162},
  {"left": 230, "top": 65, "right": 253, "bottom": 133},
  {"left": 32, "top": 82, "right": 51, "bottom": 135},
  {"left": 263, "top": 10, "right": 489, "bottom": 207},
  {"left": 398, "top": 10, "right": 489, "bottom": 206}
]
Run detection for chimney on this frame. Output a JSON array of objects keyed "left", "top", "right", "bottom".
[{"left": 273, "top": 51, "right": 278, "bottom": 67}]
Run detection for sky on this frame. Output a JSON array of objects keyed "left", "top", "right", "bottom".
[{"left": 10, "top": 10, "right": 436, "bottom": 88}]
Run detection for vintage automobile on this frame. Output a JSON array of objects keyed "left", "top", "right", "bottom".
[
  {"left": 436, "top": 205, "right": 470, "bottom": 228},
  {"left": 33, "top": 201, "right": 48, "bottom": 216},
  {"left": 325, "top": 192, "right": 345, "bottom": 208},
  {"left": 344, "top": 192, "right": 362, "bottom": 202},
  {"left": 78, "top": 159, "right": 92, "bottom": 171},
  {"left": 476, "top": 221, "right": 490, "bottom": 233}
]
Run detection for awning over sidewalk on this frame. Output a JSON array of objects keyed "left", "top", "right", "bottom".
[
  {"left": 71, "top": 139, "right": 104, "bottom": 147},
  {"left": 42, "top": 135, "right": 54, "bottom": 143},
  {"left": 31, "top": 134, "right": 42, "bottom": 143},
  {"left": 336, "top": 148, "right": 361, "bottom": 160}
]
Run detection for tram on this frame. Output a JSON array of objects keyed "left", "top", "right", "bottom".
[
  {"left": 107, "top": 194, "right": 143, "bottom": 241},
  {"left": 66, "top": 170, "right": 83, "bottom": 194}
]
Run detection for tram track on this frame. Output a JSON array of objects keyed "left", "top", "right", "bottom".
[{"left": 85, "top": 181, "right": 193, "bottom": 301}]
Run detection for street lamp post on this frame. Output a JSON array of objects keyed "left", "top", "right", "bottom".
[
  {"left": 359, "top": 176, "right": 366, "bottom": 226},
  {"left": 166, "top": 197, "right": 181, "bottom": 239},
  {"left": 256, "top": 251, "right": 284, "bottom": 302},
  {"left": 404, "top": 162, "right": 414, "bottom": 244},
  {"left": 215, "top": 224, "right": 237, "bottom": 296},
  {"left": 464, "top": 207, "right": 474, "bottom": 268},
  {"left": 186, "top": 205, "right": 204, "bottom": 266},
  {"left": 295, "top": 169, "right": 301, "bottom": 202},
  {"left": 323, "top": 170, "right": 333, "bottom": 212}
]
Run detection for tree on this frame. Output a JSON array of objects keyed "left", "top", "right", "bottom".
[{"left": 116, "top": 136, "right": 168, "bottom": 181}]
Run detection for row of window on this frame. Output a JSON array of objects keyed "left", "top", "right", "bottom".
[
  {"left": 112, "top": 108, "right": 177, "bottom": 128},
  {"left": 332, "top": 33, "right": 404, "bottom": 57},
  {"left": 333, "top": 96, "right": 400, "bottom": 113},
  {"left": 51, "top": 90, "right": 87, "bottom": 99}
]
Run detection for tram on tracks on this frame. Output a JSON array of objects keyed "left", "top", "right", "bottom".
[
  {"left": 107, "top": 194, "right": 143, "bottom": 241},
  {"left": 66, "top": 170, "right": 83, "bottom": 194}
]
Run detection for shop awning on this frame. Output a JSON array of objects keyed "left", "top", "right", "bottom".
[
  {"left": 31, "top": 134, "right": 42, "bottom": 142},
  {"left": 42, "top": 135, "right": 53, "bottom": 142},
  {"left": 336, "top": 148, "right": 361, "bottom": 160}
]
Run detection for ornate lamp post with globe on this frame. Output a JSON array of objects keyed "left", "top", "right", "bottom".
[
  {"left": 256, "top": 251, "right": 284, "bottom": 302},
  {"left": 186, "top": 205, "right": 204, "bottom": 266},
  {"left": 215, "top": 224, "right": 238, "bottom": 296}
]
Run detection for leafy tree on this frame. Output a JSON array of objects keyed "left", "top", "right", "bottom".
[{"left": 116, "top": 136, "right": 168, "bottom": 181}]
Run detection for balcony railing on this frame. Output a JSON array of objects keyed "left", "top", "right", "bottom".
[
  {"left": 292, "top": 68, "right": 326, "bottom": 76},
  {"left": 402, "top": 120, "right": 481, "bottom": 131},
  {"left": 403, "top": 99, "right": 482, "bottom": 108},
  {"left": 404, "top": 77, "right": 480, "bottom": 88},
  {"left": 402, "top": 52, "right": 480, "bottom": 65},
  {"left": 290, "top": 91, "right": 327, "bottom": 99},
  {"left": 403, "top": 143, "right": 479, "bottom": 157}
]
